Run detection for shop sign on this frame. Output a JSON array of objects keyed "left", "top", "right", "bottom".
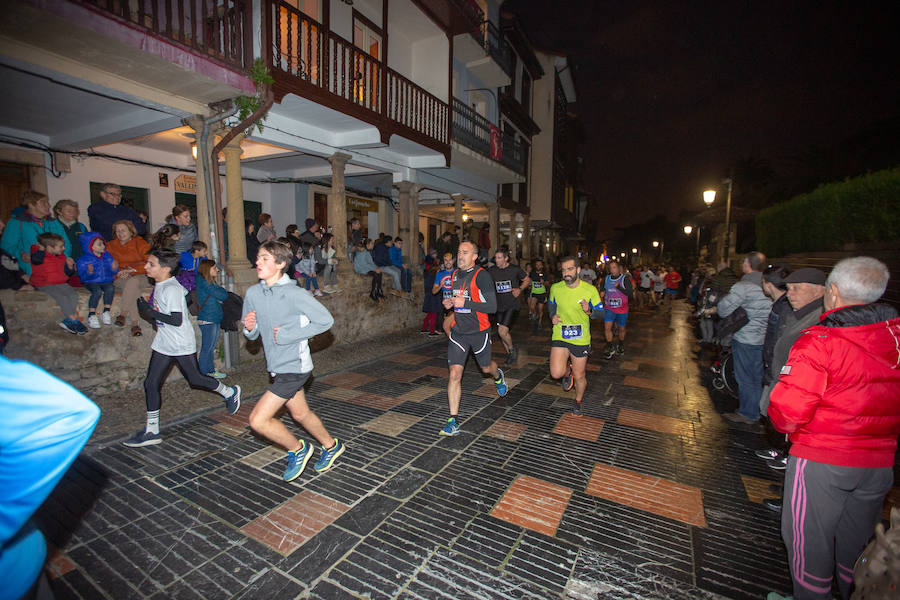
[
  {"left": 347, "top": 196, "right": 378, "bottom": 213},
  {"left": 175, "top": 175, "right": 197, "bottom": 194}
]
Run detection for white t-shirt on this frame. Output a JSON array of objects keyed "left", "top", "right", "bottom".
[
  {"left": 652, "top": 272, "right": 666, "bottom": 292},
  {"left": 640, "top": 271, "right": 652, "bottom": 288},
  {"left": 579, "top": 267, "right": 597, "bottom": 284},
  {"left": 150, "top": 277, "right": 196, "bottom": 356}
]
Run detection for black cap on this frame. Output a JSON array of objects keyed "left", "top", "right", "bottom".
[{"left": 785, "top": 268, "right": 826, "bottom": 286}]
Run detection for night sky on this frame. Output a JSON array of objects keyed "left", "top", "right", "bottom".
[{"left": 503, "top": 0, "right": 900, "bottom": 233}]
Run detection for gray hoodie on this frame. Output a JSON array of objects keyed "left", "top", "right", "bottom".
[
  {"left": 717, "top": 271, "right": 772, "bottom": 345},
  {"left": 242, "top": 274, "right": 334, "bottom": 374}
]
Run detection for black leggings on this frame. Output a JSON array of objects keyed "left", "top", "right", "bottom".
[
  {"left": 366, "top": 271, "right": 383, "bottom": 296},
  {"left": 144, "top": 351, "right": 218, "bottom": 412}
]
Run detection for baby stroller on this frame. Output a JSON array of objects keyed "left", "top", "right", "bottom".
[{"left": 710, "top": 347, "right": 738, "bottom": 397}]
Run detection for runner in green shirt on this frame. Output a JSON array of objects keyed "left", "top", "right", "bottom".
[{"left": 548, "top": 256, "right": 604, "bottom": 415}]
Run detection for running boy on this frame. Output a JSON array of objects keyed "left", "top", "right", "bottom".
[
  {"left": 548, "top": 256, "right": 603, "bottom": 415},
  {"left": 242, "top": 241, "right": 344, "bottom": 481},
  {"left": 124, "top": 247, "right": 241, "bottom": 447}
]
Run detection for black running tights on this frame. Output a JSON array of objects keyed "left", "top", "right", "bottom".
[
  {"left": 144, "top": 350, "right": 218, "bottom": 412},
  {"left": 366, "top": 271, "right": 383, "bottom": 296}
]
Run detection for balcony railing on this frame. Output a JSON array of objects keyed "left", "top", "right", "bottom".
[
  {"left": 500, "top": 132, "right": 526, "bottom": 175},
  {"left": 79, "top": 0, "right": 252, "bottom": 70},
  {"left": 452, "top": 98, "right": 526, "bottom": 175},
  {"left": 478, "top": 20, "right": 514, "bottom": 78},
  {"left": 451, "top": 0, "right": 485, "bottom": 31},
  {"left": 268, "top": 0, "right": 449, "bottom": 150}
]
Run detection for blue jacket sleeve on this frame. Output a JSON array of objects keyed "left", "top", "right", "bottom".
[
  {"left": 241, "top": 288, "right": 259, "bottom": 340},
  {"left": 0, "top": 357, "right": 100, "bottom": 544}
]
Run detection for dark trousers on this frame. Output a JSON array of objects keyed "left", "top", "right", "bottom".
[
  {"left": 144, "top": 351, "right": 218, "bottom": 412},
  {"left": 782, "top": 456, "right": 893, "bottom": 599},
  {"left": 84, "top": 282, "right": 114, "bottom": 311}
]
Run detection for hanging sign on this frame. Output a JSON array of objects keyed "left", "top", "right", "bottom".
[
  {"left": 174, "top": 175, "right": 197, "bottom": 194},
  {"left": 347, "top": 196, "right": 379, "bottom": 213}
]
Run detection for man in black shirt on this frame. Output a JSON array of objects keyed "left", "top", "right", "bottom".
[{"left": 488, "top": 248, "right": 530, "bottom": 365}]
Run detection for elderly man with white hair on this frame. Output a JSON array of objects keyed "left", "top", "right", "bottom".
[{"left": 766, "top": 256, "right": 900, "bottom": 600}]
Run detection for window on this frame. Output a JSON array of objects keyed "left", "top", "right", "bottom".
[
  {"left": 89, "top": 182, "right": 148, "bottom": 217},
  {"left": 352, "top": 14, "right": 382, "bottom": 109},
  {"left": 520, "top": 70, "right": 531, "bottom": 110},
  {"left": 277, "top": 0, "right": 322, "bottom": 81}
]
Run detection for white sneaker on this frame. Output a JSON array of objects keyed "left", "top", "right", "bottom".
[
  {"left": 314, "top": 290, "right": 323, "bottom": 297},
  {"left": 330, "top": 286, "right": 342, "bottom": 294},
  {"left": 322, "top": 285, "right": 334, "bottom": 294},
  {"left": 101, "top": 312, "right": 112, "bottom": 325},
  {"left": 87, "top": 314, "right": 101, "bottom": 329}
]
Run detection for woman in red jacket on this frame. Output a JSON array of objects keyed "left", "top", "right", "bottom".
[{"left": 767, "top": 256, "right": 900, "bottom": 600}]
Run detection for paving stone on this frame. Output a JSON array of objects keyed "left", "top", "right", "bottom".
[
  {"left": 617, "top": 407, "right": 694, "bottom": 436},
  {"left": 484, "top": 419, "right": 527, "bottom": 442},
  {"left": 360, "top": 411, "right": 422, "bottom": 436},
  {"left": 332, "top": 493, "right": 402, "bottom": 536},
  {"left": 410, "top": 447, "right": 457, "bottom": 473},
  {"left": 490, "top": 475, "right": 573, "bottom": 536},
  {"left": 553, "top": 413, "right": 606, "bottom": 442},
  {"left": 281, "top": 525, "right": 361, "bottom": 583},
  {"left": 378, "top": 467, "right": 433, "bottom": 499},
  {"left": 232, "top": 568, "right": 306, "bottom": 600},
  {"left": 241, "top": 490, "right": 351, "bottom": 555}
]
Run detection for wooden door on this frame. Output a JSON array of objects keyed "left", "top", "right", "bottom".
[{"left": 0, "top": 162, "right": 31, "bottom": 224}]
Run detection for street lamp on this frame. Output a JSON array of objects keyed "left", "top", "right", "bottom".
[
  {"left": 652, "top": 240, "right": 659, "bottom": 248},
  {"left": 684, "top": 224, "right": 701, "bottom": 262},
  {"left": 683, "top": 225, "right": 692, "bottom": 235},
  {"left": 703, "top": 179, "right": 733, "bottom": 262},
  {"left": 631, "top": 248, "right": 638, "bottom": 254}
]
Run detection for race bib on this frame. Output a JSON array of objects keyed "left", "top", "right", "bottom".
[
  {"left": 454, "top": 307, "right": 471, "bottom": 314},
  {"left": 608, "top": 297, "right": 622, "bottom": 308},
  {"left": 495, "top": 280, "right": 512, "bottom": 293},
  {"left": 561, "top": 324, "right": 583, "bottom": 339}
]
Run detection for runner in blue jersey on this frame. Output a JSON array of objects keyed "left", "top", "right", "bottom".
[{"left": 432, "top": 252, "right": 456, "bottom": 336}]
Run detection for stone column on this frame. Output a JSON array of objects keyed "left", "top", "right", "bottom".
[
  {"left": 186, "top": 118, "right": 211, "bottom": 250},
  {"left": 327, "top": 152, "right": 352, "bottom": 260},
  {"left": 521, "top": 213, "right": 532, "bottom": 261},
  {"left": 395, "top": 181, "right": 414, "bottom": 264},
  {"left": 489, "top": 203, "right": 499, "bottom": 255},
  {"left": 508, "top": 211, "right": 519, "bottom": 261},
  {"left": 223, "top": 133, "right": 254, "bottom": 285},
  {"left": 408, "top": 184, "right": 421, "bottom": 266},
  {"left": 452, "top": 194, "right": 464, "bottom": 233}
]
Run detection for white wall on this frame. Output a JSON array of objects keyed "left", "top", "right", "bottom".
[
  {"left": 43, "top": 146, "right": 279, "bottom": 234},
  {"left": 529, "top": 52, "right": 557, "bottom": 222},
  {"left": 411, "top": 34, "right": 449, "bottom": 101}
]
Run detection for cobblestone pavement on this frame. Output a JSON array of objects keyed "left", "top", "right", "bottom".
[{"left": 36, "top": 302, "right": 899, "bottom": 599}]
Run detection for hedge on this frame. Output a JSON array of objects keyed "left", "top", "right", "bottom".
[{"left": 756, "top": 168, "right": 900, "bottom": 256}]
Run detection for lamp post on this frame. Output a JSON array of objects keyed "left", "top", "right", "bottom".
[
  {"left": 703, "top": 179, "right": 733, "bottom": 263},
  {"left": 684, "top": 225, "right": 701, "bottom": 264}
]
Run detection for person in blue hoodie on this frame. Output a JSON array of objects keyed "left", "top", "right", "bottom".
[
  {"left": 196, "top": 259, "right": 229, "bottom": 379},
  {"left": 177, "top": 240, "right": 207, "bottom": 292},
  {"left": 389, "top": 236, "right": 414, "bottom": 299},
  {"left": 242, "top": 240, "right": 344, "bottom": 482},
  {"left": 372, "top": 235, "right": 405, "bottom": 298},
  {"left": 0, "top": 356, "right": 100, "bottom": 600},
  {"left": 76, "top": 232, "right": 119, "bottom": 329}
]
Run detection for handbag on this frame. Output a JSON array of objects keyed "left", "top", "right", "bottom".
[{"left": 716, "top": 306, "right": 749, "bottom": 338}]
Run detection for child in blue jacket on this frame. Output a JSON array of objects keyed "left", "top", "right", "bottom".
[
  {"left": 177, "top": 240, "right": 207, "bottom": 292},
  {"left": 76, "top": 232, "right": 118, "bottom": 329},
  {"left": 196, "top": 259, "right": 229, "bottom": 379}
]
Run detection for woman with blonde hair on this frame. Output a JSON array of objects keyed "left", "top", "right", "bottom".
[
  {"left": 107, "top": 219, "right": 151, "bottom": 336},
  {"left": 43, "top": 199, "right": 87, "bottom": 261}
]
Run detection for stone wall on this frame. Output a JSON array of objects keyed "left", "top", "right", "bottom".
[{"left": 2, "top": 268, "right": 424, "bottom": 396}]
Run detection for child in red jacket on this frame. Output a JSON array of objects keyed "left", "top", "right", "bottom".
[{"left": 30, "top": 233, "right": 86, "bottom": 334}]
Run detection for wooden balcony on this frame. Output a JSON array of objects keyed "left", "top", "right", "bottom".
[
  {"left": 266, "top": 0, "right": 449, "bottom": 157},
  {"left": 452, "top": 98, "right": 526, "bottom": 176},
  {"left": 77, "top": 0, "right": 253, "bottom": 70}
]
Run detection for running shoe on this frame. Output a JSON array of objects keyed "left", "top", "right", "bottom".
[
  {"left": 313, "top": 438, "right": 345, "bottom": 472},
  {"left": 768, "top": 455, "right": 788, "bottom": 471},
  {"left": 561, "top": 365, "right": 575, "bottom": 391},
  {"left": 506, "top": 347, "right": 518, "bottom": 365},
  {"left": 283, "top": 441, "right": 313, "bottom": 482},
  {"left": 101, "top": 311, "right": 112, "bottom": 325},
  {"left": 495, "top": 368, "right": 508, "bottom": 396},
  {"left": 313, "top": 290, "right": 323, "bottom": 297},
  {"left": 428, "top": 331, "right": 442, "bottom": 337},
  {"left": 207, "top": 370, "right": 228, "bottom": 379},
  {"left": 224, "top": 385, "right": 241, "bottom": 415},
  {"left": 439, "top": 417, "right": 460, "bottom": 436},
  {"left": 87, "top": 314, "right": 101, "bottom": 329},
  {"left": 74, "top": 320, "right": 89, "bottom": 335},
  {"left": 59, "top": 318, "right": 80, "bottom": 334},
  {"left": 122, "top": 430, "right": 161, "bottom": 447},
  {"left": 616, "top": 342, "right": 625, "bottom": 355},
  {"left": 603, "top": 342, "right": 616, "bottom": 360},
  {"left": 572, "top": 402, "right": 583, "bottom": 416},
  {"left": 754, "top": 448, "right": 783, "bottom": 461}
]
